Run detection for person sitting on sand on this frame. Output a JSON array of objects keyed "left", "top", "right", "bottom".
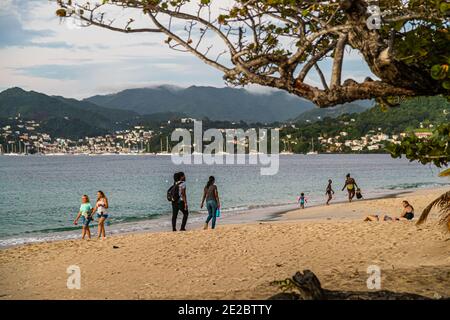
[
  {"left": 342, "top": 173, "right": 358, "bottom": 203},
  {"left": 201, "top": 176, "right": 221, "bottom": 230},
  {"left": 298, "top": 193, "right": 307, "bottom": 209},
  {"left": 325, "top": 179, "right": 334, "bottom": 205},
  {"left": 398, "top": 200, "right": 414, "bottom": 220},
  {"left": 73, "top": 195, "right": 93, "bottom": 240},
  {"left": 364, "top": 200, "right": 415, "bottom": 222},
  {"left": 92, "top": 191, "right": 109, "bottom": 239}
]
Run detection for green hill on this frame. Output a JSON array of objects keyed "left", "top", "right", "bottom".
[
  {"left": 0, "top": 87, "right": 138, "bottom": 138},
  {"left": 293, "top": 101, "right": 373, "bottom": 123},
  {"left": 281, "top": 95, "right": 450, "bottom": 153}
]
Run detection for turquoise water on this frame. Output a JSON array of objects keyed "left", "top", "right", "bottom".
[{"left": 0, "top": 154, "right": 447, "bottom": 246}]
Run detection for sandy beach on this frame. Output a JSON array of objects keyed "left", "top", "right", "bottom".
[{"left": 0, "top": 187, "right": 449, "bottom": 300}]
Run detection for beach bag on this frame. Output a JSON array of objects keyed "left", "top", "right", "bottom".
[
  {"left": 356, "top": 188, "right": 363, "bottom": 199},
  {"left": 216, "top": 208, "right": 221, "bottom": 218},
  {"left": 167, "top": 182, "right": 180, "bottom": 202}
]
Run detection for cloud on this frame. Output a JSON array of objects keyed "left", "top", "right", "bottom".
[
  {"left": 9, "top": 54, "right": 225, "bottom": 98},
  {"left": 0, "top": 0, "right": 376, "bottom": 99},
  {"left": 14, "top": 64, "right": 86, "bottom": 80},
  {"left": 0, "top": 2, "right": 79, "bottom": 49},
  {"left": 0, "top": 12, "right": 54, "bottom": 48}
]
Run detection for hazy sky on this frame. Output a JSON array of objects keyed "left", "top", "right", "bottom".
[{"left": 0, "top": 0, "right": 374, "bottom": 98}]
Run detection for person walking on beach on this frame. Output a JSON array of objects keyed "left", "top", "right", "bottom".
[
  {"left": 92, "top": 191, "right": 109, "bottom": 239},
  {"left": 342, "top": 173, "right": 358, "bottom": 203},
  {"left": 325, "top": 179, "right": 335, "bottom": 205},
  {"left": 170, "top": 172, "right": 189, "bottom": 231},
  {"left": 298, "top": 193, "right": 307, "bottom": 209},
  {"left": 201, "top": 176, "right": 221, "bottom": 230},
  {"left": 73, "top": 195, "right": 93, "bottom": 240}
]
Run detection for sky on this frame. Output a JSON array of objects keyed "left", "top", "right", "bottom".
[{"left": 0, "top": 0, "right": 374, "bottom": 99}]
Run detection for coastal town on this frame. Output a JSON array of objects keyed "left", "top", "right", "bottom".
[
  {"left": 0, "top": 117, "right": 156, "bottom": 155},
  {"left": 0, "top": 115, "right": 434, "bottom": 155}
]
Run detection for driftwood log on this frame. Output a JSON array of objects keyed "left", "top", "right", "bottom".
[{"left": 269, "top": 270, "right": 439, "bottom": 300}]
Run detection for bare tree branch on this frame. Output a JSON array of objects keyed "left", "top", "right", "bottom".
[{"left": 52, "top": 0, "right": 448, "bottom": 108}]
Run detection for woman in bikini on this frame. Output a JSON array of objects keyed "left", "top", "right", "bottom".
[
  {"left": 397, "top": 200, "right": 414, "bottom": 220},
  {"left": 342, "top": 173, "right": 358, "bottom": 202}
]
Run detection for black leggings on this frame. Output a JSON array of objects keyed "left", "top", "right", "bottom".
[{"left": 172, "top": 200, "right": 189, "bottom": 231}]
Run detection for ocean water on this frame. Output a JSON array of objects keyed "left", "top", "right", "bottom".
[{"left": 0, "top": 154, "right": 447, "bottom": 247}]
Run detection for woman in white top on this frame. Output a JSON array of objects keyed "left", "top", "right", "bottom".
[{"left": 92, "top": 190, "right": 109, "bottom": 239}]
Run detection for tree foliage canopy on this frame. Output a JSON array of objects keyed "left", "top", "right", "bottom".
[
  {"left": 54, "top": 0, "right": 449, "bottom": 107},
  {"left": 387, "top": 122, "right": 450, "bottom": 169},
  {"left": 388, "top": 122, "right": 450, "bottom": 229}
]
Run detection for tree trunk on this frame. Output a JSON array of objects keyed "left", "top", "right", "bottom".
[
  {"left": 343, "top": 0, "right": 441, "bottom": 95},
  {"left": 268, "top": 270, "right": 440, "bottom": 300}
]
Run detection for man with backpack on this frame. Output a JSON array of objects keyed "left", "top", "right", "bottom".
[{"left": 168, "top": 172, "right": 189, "bottom": 231}]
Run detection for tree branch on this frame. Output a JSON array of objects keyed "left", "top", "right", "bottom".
[{"left": 330, "top": 33, "right": 348, "bottom": 88}]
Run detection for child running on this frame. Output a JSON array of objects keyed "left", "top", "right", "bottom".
[
  {"left": 325, "top": 179, "right": 335, "bottom": 205},
  {"left": 298, "top": 193, "right": 307, "bottom": 209},
  {"left": 73, "top": 195, "right": 93, "bottom": 240}
]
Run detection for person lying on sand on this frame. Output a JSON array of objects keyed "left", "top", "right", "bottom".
[
  {"left": 364, "top": 200, "right": 415, "bottom": 222},
  {"left": 364, "top": 214, "right": 393, "bottom": 222}
]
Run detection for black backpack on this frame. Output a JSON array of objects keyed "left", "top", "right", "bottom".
[
  {"left": 167, "top": 182, "right": 180, "bottom": 202},
  {"left": 356, "top": 188, "right": 363, "bottom": 199}
]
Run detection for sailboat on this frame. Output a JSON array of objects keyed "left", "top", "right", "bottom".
[
  {"left": 156, "top": 136, "right": 171, "bottom": 156},
  {"left": 306, "top": 138, "right": 318, "bottom": 155},
  {"left": 280, "top": 139, "right": 293, "bottom": 155}
]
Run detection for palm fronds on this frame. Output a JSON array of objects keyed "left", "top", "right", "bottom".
[
  {"left": 417, "top": 190, "right": 450, "bottom": 231},
  {"left": 439, "top": 168, "right": 450, "bottom": 177}
]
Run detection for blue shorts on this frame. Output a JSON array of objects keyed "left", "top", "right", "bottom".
[
  {"left": 97, "top": 213, "right": 109, "bottom": 219},
  {"left": 80, "top": 216, "right": 92, "bottom": 227}
]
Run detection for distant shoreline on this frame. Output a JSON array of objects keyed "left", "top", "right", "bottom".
[
  {"left": 1, "top": 185, "right": 447, "bottom": 250},
  {"left": 0, "top": 151, "right": 392, "bottom": 156}
]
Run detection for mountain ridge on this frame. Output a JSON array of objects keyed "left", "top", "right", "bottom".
[
  {"left": 85, "top": 85, "right": 317, "bottom": 123},
  {"left": 0, "top": 86, "right": 373, "bottom": 138}
]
